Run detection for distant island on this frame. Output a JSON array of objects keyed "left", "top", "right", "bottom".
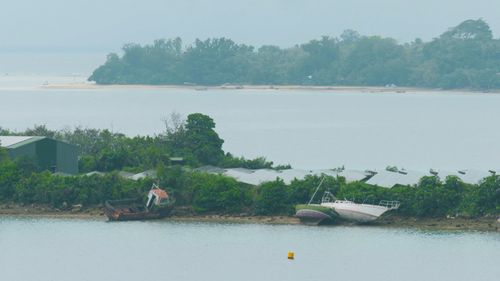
[{"left": 89, "top": 19, "right": 500, "bottom": 90}]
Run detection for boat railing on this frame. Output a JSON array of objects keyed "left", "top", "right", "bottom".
[
  {"left": 332, "top": 199, "right": 355, "bottom": 204},
  {"left": 378, "top": 200, "right": 400, "bottom": 210},
  {"left": 331, "top": 199, "right": 400, "bottom": 210}
]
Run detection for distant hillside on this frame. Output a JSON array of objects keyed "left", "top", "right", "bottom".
[{"left": 89, "top": 19, "right": 500, "bottom": 90}]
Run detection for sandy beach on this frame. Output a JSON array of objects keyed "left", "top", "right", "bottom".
[{"left": 40, "top": 82, "right": 498, "bottom": 94}]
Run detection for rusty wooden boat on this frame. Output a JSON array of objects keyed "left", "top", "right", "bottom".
[{"left": 104, "top": 184, "right": 174, "bottom": 221}]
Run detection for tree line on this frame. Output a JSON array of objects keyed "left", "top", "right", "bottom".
[
  {"left": 0, "top": 113, "right": 283, "bottom": 174},
  {"left": 0, "top": 154, "right": 498, "bottom": 218},
  {"left": 1, "top": 113, "right": 498, "bottom": 218},
  {"left": 89, "top": 19, "right": 500, "bottom": 90}
]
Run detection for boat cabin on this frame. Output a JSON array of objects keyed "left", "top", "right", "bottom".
[{"left": 146, "top": 185, "right": 170, "bottom": 209}]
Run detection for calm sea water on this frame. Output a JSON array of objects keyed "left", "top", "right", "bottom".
[
  {"left": 1, "top": 74, "right": 500, "bottom": 171},
  {"left": 0, "top": 217, "right": 498, "bottom": 281}
]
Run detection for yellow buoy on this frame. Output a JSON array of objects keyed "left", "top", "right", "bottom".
[{"left": 287, "top": 251, "right": 294, "bottom": 260}]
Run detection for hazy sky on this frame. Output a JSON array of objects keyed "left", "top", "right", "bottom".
[{"left": 1, "top": 0, "right": 499, "bottom": 52}]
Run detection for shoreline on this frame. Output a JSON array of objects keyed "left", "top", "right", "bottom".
[
  {"left": 40, "top": 83, "right": 499, "bottom": 94},
  {"left": 1, "top": 205, "right": 498, "bottom": 232}
]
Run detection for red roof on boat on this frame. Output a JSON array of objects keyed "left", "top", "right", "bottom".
[{"left": 152, "top": 188, "right": 168, "bottom": 199}]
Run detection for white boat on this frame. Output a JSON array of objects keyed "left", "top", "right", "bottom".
[
  {"left": 296, "top": 177, "right": 400, "bottom": 224},
  {"left": 321, "top": 195, "right": 400, "bottom": 223}
]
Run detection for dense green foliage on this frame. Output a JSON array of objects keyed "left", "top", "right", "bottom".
[
  {"left": 0, "top": 152, "right": 150, "bottom": 206},
  {"left": 1, "top": 112, "right": 498, "bottom": 218},
  {"left": 0, "top": 113, "right": 286, "bottom": 210},
  {"left": 183, "top": 113, "right": 224, "bottom": 165},
  {"left": 157, "top": 166, "right": 499, "bottom": 218},
  {"left": 188, "top": 172, "right": 252, "bottom": 213},
  {"left": 0, "top": 113, "right": 281, "bottom": 173},
  {"left": 257, "top": 175, "right": 499, "bottom": 217},
  {"left": 0, "top": 149, "right": 498, "bottom": 217},
  {"left": 90, "top": 19, "right": 500, "bottom": 89},
  {"left": 0, "top": 147, "right": 8, "bottom": 163}
]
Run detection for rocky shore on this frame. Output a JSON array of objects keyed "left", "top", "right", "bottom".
[
  {"left": 1, "top": 204, "right": 498, "bottom": 232},
  {"left": 0, "top": 203, "right": 102, "bottom": 219},
  {"left": 375, "top": 215, "right": 500, "bottom": 232}
]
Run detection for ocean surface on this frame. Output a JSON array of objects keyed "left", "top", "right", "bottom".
[
  {"left": 1, "top": 73, "right": 500, "bottom": 171},
  {"left": 0, "top": 217, "right": 498, "bottom": 281}
]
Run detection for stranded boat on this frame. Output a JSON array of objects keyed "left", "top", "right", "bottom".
[
  {"left": 104, "top": 184, "right": 174, "bottom": 221},
  {"left": 322, "top": 197, "right": 400, "bottom": 223},
  {"left": 295, "top": 177, "right": 400, "bottom": 224}
]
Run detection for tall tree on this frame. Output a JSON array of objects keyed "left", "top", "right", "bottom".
[{"left": 184, "top": 113, "right": 224, "bottom": 165}]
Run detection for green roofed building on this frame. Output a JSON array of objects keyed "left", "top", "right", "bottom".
[{"left": 0, "top": 136, "right": 78, "bottom": 175}]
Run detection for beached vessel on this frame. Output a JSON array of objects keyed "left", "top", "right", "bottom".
[
  {"left": 322, "top": 199, "right": 400, "bottom": 223},
  {"left": 295, "top": 177, "right": 400, "bottom": 224},
  {"left": 104, "top": 184, "right": 174, "bottom": 221}
]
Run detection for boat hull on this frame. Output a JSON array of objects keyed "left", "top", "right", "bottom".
[
  {"left": 332, "top": 208, "right": 379, "bottom": 223},
  {"left": 295, "top": 204, "right": 338, "bottom": 225},
  {"left": 323, "top": 202, "right": 390, "bottom": 223},
  {"left": 104, "top": 199, "right": 173, "bottom": 221}
]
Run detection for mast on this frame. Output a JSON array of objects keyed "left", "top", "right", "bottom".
[{"left": 307, "top": 176, "right": 326, "bottom": 205}]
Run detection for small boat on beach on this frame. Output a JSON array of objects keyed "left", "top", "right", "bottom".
[{"left": 104, "top": 184, "right": 174, "bottom": 221}]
